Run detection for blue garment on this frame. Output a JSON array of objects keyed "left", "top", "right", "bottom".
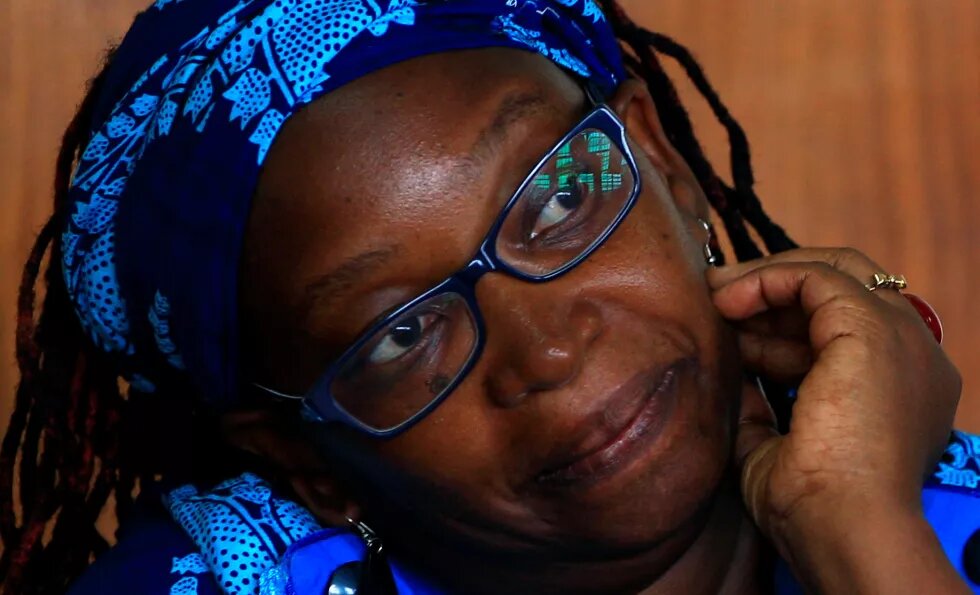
[
  {"left": 70, "top": 431, "right": 980, "bottom": 595},
  {"left": 62, "top": 0, "right": 625, "bottom": 408},
  {"left": 164, "top": 474, "right": 322, "bottom": 593},
  {"left": 68, "top": 485, "right": 224, "bottom": 595}
]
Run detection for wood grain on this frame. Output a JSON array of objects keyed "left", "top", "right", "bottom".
[
  {"left": 1, "top": 1, "right": 977, "bottom": 435},
  {"left": 0, "top": 0, "right": 151, "bottom": 434},
  {"left": 620, "top": 0, "right": 980, "bottom": 430}
]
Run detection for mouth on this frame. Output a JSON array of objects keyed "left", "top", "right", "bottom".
[{"left": 535, "top": 358, "right": 690, "bottom": 488}]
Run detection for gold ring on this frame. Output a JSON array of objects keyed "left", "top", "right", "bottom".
[{"left": 866, "top": 273, "right": 908, "bottom": 292}]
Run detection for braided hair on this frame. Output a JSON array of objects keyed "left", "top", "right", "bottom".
[
  {"left": 0, "top": 2, "right": 795, "bottom": 593},
  {"left": 598, "top": 0, "right": 796, "bottom": 260}
]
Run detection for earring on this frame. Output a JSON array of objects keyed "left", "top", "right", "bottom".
[
  {"left": 699, "top": 218, "right": 720, "bottom": 266},
  {"left": 324, "top": 518, "right": 398, "bottom": 595}
]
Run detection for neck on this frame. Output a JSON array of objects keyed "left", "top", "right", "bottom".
[
  {"left": 385, "top": 476, "right": 771, "bottom": 595},
  {"left": 638, "top": 481, "right": 770, "bottom": 595}
]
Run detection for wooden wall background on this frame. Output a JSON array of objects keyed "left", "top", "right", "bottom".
[{"left": 1, "top": 1, "right": 978, "bottom": 438}]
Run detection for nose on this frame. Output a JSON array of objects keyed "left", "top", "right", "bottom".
[{"left": 476, "top": 276, "right": 603, "bottom": 408}]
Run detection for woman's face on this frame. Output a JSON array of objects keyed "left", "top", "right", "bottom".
[{"left": 239, "top": 48, "right": 743, "bottom": 591}]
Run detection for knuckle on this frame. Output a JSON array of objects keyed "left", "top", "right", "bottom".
[
  {"left": 946, "top": 361, "right": 964, "bottom": 395},
  {"left": 830, "top": 246, "right": 866, "bottom": 268},
  {"left": 893, "top": 308, "right": 939, "bottom": 348},
  {"left": 825, "top": 246, "right": 881, "bottom": 279},
  {"left": 951, "top": 366, "right": 964, "bottom": 401},
  {"left": 928, "top": 341, "right": 962, "bottom": 386},
  {"left": 810, "top": 293, "right": 885, "bottom": 344},
  {"left": 826, "top": 292, "right": 871, "bottom": 317},
  {"left": 805, "top": 261, "right": 839, "bottom": 280},
  {"left": 831, "top": 247, "right": 878, "bottom": 280},
  {"left": 893, "top": 311, "right": 924, "bottom": 338}
]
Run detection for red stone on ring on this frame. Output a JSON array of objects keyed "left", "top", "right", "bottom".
[{"left": 904, "top": 293, "right": 943, "bottom": 344}]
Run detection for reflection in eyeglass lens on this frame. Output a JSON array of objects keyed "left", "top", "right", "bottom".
[{"left": 496, "top": 128, "right": 633, "bottom": 276}]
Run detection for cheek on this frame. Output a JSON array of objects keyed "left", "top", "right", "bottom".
[
  {"left": 593, "top": 174, "right": 710, "bottom": 317},
  {"left": 616, "top": 182, "right": 742, "bottom": 451},
  {"left": 369, "top": 387, "right": 516, "bottom": 498}
]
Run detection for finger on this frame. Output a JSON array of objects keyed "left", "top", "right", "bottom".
[
  {"left": 706, "top": 247, "right": 886, "bottom": 289},
  {"left": 736, "top": 308, "right": 809, "bottom": 341},
  {"left": 741, "top": 435, "right": 782, "bottom": 533},
  {"left": 734, "top": 377, "right": 779, "bottom": 468},
  {"left": 712, "top": 261, "right": 872, "bottom": 322},
  {"left": 707, "top": 248, "right": 912, "bottom": 312},
  {"left": 712, "top": 261, "right": 903, "bottom": 356},
  {"left": 734, "top": 378, "right": 781, "bottom": 532},
  {"left": 738, "top": 332, "right": 812, "bottom": 383}
]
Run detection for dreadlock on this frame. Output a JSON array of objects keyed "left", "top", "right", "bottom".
[
  {"left": 598, "top": 0, "right": 797, "bottom": 260},
  {"left": 0, "top": 2, "right": 795, "bottom": 593},
  {"left": 0, "top": 44, "right": 125, "bottom": 594}
]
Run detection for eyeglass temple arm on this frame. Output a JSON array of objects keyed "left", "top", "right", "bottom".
[
  {"left": 251, "top": 382, "right": 305, "bottom": 401},
  {"left": 584, "top": 79, "right": 605, "bottom": 107}
]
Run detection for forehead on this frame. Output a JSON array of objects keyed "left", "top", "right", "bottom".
[
  {"left": 262, "top": 47, "right": 582, "bottom": 192},
  {"left": 246, "top": 47, "right": 585, "bottom": 325}
]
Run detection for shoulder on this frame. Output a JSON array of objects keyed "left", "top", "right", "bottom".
[
  {"left": 923, "top": 431, "right": 980, "bottom": 590},
  {"left": 68, "top": 497, "right": 221, "bottom": 595}
]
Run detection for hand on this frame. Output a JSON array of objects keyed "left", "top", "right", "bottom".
[{"left": 708, "top": 248, "right": 964, "bottom": 593}]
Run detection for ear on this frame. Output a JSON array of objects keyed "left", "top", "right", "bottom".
[
  {"left": 220, "top": 408, "right": 361, "bottom": 527},
  {"left": 608, "top": 78, "right": 711, "bottom": 221}
]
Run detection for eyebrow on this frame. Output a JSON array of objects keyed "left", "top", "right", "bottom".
[
  {"left": 301, "top": 246, "right": 398, "bottom": 317},
  {"left": 469, "top": 90, "right": 551, "bottom": 161}
]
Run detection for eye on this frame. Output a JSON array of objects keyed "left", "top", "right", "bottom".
[
  {"left": 529, "top": 175, "right": 588, "bottom": 240},
  {"left": 367, "top": 313, "right": 439, "bottom": 365}
]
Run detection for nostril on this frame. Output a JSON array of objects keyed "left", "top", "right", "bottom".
[
  {"left": 484, "top": 369, "right": 532, "bottom": 409},
  {"left": 484, "top": 337, "right": 581, "bottom": 409}
]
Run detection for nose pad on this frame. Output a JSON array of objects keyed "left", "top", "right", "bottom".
[{"left": 480, "top": 282, "right": 603, "bottom": 408}]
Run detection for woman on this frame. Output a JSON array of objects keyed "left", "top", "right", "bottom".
[{"left": 0, "top": 0, "right": 973, "bottom": 593}]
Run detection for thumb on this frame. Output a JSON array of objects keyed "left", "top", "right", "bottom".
[
  {"left": 735, "top": 378, "right": 781, "bottom": 531},
  {"left": 735, "top": 377, "right": 779, "bottom": 466},
  {"left": 741, "top": 434, "right": 782, "bottom": 533}
]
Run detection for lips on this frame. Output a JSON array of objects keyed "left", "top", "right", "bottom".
[{"left": 536, "top": 358, "right": 688, "bottom": 487}]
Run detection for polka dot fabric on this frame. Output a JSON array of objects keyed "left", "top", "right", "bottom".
[
  {"left": 71, "top": 230, "right": 130, "bottom": 354},
  {"left": 165, "top": 474, "right": 321, "bottom": 595},
  {"left": 61, "top": 0, "right": 625, "bottom": 408},
  {"left": 272, "top": 0, "right": 374, "bottom": 94}
]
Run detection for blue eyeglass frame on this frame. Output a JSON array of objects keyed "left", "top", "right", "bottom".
[{"left": 298, "top": 102, "right": 642, "bottom": 438}]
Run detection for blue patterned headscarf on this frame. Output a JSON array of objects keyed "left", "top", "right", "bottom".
[{"left": 64, "top": 0, "right": 626, "bottom": 407}]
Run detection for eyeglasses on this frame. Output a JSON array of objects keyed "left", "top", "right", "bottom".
[{"left": 263, "top": 101, "right": 642, "bottom": 438}]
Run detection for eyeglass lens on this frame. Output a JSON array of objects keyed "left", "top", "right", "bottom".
[
  {"left": 332, "top": 292, "right": 478, "bottom": 431},
  {"left": 495, "top": 127, "right": 634, "bottom": 277}
]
